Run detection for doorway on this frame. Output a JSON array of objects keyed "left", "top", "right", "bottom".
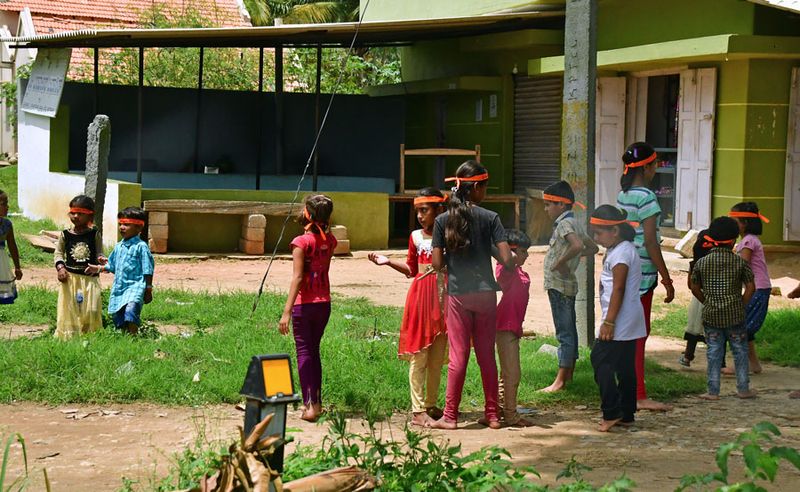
[{"left": 645, "top": 74, "right": 679, "bottom": 228}]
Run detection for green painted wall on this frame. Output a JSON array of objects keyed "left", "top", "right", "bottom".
[
  {"left": 361, "top": 0, "right": 564, "bottom": 22},
  {"left": 140, "top": 189, "right": 388, "bottom": 252},
  {"left": 713, "top": 59, "right": 796, "bottom": 245},
  {"left": 49, "top": 105, "right": 70, "bottom": 173}
]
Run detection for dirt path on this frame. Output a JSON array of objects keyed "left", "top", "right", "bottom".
[{"left": 4, "top": 251, "right": 800, "bottom": 490}]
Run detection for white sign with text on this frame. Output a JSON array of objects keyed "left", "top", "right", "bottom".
[{"left": 21, "top": 48, "right": 72, "bottom": 118}]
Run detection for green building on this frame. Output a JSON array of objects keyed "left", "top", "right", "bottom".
[{"left": 364, "top": 0, "right": 800, "bottom": 246}]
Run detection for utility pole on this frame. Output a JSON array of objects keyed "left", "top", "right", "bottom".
[{"left": 560, "top": 0, "right": 597, "bottom": 346}]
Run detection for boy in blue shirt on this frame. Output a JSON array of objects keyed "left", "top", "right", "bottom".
[{"left": 86, "top": 207, "right": 154, "bottom": 334}]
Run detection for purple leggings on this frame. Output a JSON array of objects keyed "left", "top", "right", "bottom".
[{"left": 292, "top": 302, "right": 331, "bottom": 405}]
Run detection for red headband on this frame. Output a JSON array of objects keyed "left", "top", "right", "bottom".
[
  {"left": 590, "top": 217, "right": 640, "bottom": 228},
  {"left": 728, "top": 211, "right": 770, "bottom": 224},
  {"left": 303, "top": 207, "right": 327, "bottom": 240},
  {"left": 702, "top": 235, "right": 735, "bottom": 248},
  {"left": 118, "top": 218, "right": 145, "bottom": 226},
  {"left": 69, "top": 207, "right": 94, "bottom": 215},
  {"left": 623, "top": 152, "right": 657, "bottom": 175},
  {"left": 444, "top": 173, "right": 489, "bottom": 189},
  {"left": 413, "top": 195, "right": 447, "bottom": 206},
  {"left": 542, "top": 193, "right": 586, "bottom": 210}
]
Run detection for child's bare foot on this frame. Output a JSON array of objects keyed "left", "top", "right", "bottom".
[
  {"left": 477, "top": 417, "right": 502, "bottom": 429},
  {"left": 721, "top": 367, "right": 735, "bottom": 376},
  {"left": 637, "top": 398, "right": 673, "bottom": 411},
  {"left": 410, "top": 412, "right": 433, "bottom": 427},
  {"left": 750, "top": 363, "right": 763, "bottom": 374},
  {"left": 429, "top": 417, "right": 457, "bottom": 430},
  {"left": 598, "top": 417, "right": 622, "bottom": 432},
  {"left": 538, "top": 380, "right": 566, "bottom": 393},
  {"left": 698, "top": 393, "right": 720, "bottom": 400},
  {"left": 737, "top": 390, "right": 757, "bottom": 399},
  {"left": 789, "top": 390, "right": 800, "bottom": 399},
  {"left": 426, "top": 406, "right": 444, "bottom": 420},
  {"left": 300, "top": 409, "right": 319, "bottom": 422}
]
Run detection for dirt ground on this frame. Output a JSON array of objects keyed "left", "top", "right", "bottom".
[{"left": 3, "top": 249, "right": 800, "bottom": 491}]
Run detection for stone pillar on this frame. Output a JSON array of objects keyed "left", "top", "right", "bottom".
[
  {"left": 240, "top": 214, "right": 266, "bottom": 255},
  {"left": 561, "top": 0, "right": 597, "bottom": 346},
  {"left": 148, "top": 211, "right": 169, "bottom": 254},
  {"left": 83, "top": 115, "right": 110, "bottom": 242}
]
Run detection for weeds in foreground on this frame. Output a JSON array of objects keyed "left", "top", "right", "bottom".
[{"left": 1, "top": 432, "right": 50, "bottom": 491}]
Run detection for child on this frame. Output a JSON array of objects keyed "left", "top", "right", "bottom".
[
  {"left": 589, "top": 205, "right": 646, "bottom": 432},
  {"left": 429, "top": 160, "right": 515, "bottom": 430},
  {"left": 0, "top": 189, "right": 22, "bottom": 304},
  {"left": 85, "top": 207, "right": 154, "bottom": 335},
  {"left": 54, "top": 195, "right": 104, "bottom": 339},
  {"left": 369, "top": 187, "right": 447, "bottom": 427},
  {"left": 278, "top": 195, "right": 337, "bottom": 422},
  {"left": 616, "top": 141, "right": 674, "bottom": 412},
  {"left": 539, "top": 180, "right": 598, "bottom": 392},
  {"left": 726, "top": 202, "right": 771, "bottom": 374},
  {"left": 495, "top": 229, "right": 534, "bottom": 427},
  {"left": 690, "top": 216, "right": 756, "bottom": 400},
  {"left": 678, "top": 229, "right": 711, "bottom": 367}
]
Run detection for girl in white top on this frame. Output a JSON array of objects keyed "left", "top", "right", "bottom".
[{"left": 590, "top": 205, "right": 646, "bottom": 432}]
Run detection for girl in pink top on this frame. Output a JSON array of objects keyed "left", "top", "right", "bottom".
[
  {"left": 279, "top": 194, "right": 337, "bottom": 422},
  {"left": 728, "top": 202, "right": 771, "bottom": 374}
]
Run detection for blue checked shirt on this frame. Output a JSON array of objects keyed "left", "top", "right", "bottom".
[{"left": 104, "top": 236, "right": 154, "bottom": 314}]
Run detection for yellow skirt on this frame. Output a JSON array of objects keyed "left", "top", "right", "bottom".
[{"left": 56, "top": 273, "right": 103, "bottom": 340}]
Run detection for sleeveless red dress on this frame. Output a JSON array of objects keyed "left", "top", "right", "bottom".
[{"left": 398, "top": 229, "right": 447, "bottom": 358}]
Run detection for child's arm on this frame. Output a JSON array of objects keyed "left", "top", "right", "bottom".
[
  {"left": 552, "top": 232, "right": 585, "bottom": 274},
  {"left": 581, "top": 235, "right": 599, "bottom": 257},
  {"left": 54, "top": 232, "right": 69, "bottom": 283},
  {"left": 738, "top": 247, "right": 753, "bottom": 263},
  {"left": 742, "top": 280, "right": 755, "bottom": 306},
  {"left": 370, "top": 255, "right": 413, "bottom": 277},
  {"left": 495, "top": 241, "right": 515, "bottom": 270},
  {"left": 599, "top": 263, "right": 628, "bottom": 341},
  {"left": 5, "top": 223, "right": 22, "bottom": 280},
  {"left": 689, "top": 273, "right": 705, "bottom": 303},
  {"left": 279, "top": 246, "right": 305, "bottom": 335},
  {"left": 143, "top": 274, "right": 153, "bottom": 304},
  {"left": 642, "top": 215, "right": 675, "bottom": 303}
]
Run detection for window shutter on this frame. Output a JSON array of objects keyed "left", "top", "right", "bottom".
[
  {"left": 784, "top": 67, "right": 800, "bottom": 241},
  {"left": 595, "top": 76, "right": 626, "bottom": 208}
]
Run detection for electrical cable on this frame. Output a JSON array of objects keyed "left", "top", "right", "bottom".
[{"left": 251, "top": 0, "right": 373, "bottom": 315}]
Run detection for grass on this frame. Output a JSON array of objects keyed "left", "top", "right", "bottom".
[{"left": 0, "top": 287, "right": 705, "bottom": 413}]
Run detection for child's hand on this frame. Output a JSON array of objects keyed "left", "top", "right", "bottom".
[
  {"left": 599, "top": 321, "right": 615, "bottom": 341},
  {"left": 14, "top": 268, "right": 22, "bottom": 280},
  {"left": 552, "top": 263, "right": 569, "bottom": 276},
  {"left": 57, "top": 267, "right": 69, "bottom": 283},
  {"left": 84, "top": 264, "right": 102, "bottom": 275},
  {"left": 367, "top": 253, "right": 389, "bottom": 265},
  {"left": 97, "top": 255, "right": 108, "bottom": 266},
  {"left": 144, "top": 288, "right": 153, "bottom": 304},
  {"left": 278, "top": 312, "right": 291, "bottom": 335},
  {"left": 662, "top": 280, "right": 675, "bottom": 303}
]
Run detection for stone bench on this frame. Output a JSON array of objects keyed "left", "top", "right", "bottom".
[{"left": 143, "top": 199, "right": 296, "bottom": 255}]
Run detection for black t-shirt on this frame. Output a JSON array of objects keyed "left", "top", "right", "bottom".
[{"left": 432, "top": 205, "right": 506, "bottom": 295}]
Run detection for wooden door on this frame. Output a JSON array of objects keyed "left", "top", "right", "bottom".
[
  {"left": 595, "top": 77, "right": 626, "bottom": 207},
  {"left": 784, "top": 67, "right": 800, "bottom": 241},
  {"left": 676, "top": 68, "right": 716, "bottom": 230}
]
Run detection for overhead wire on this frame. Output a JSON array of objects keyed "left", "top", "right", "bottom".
[{"left": 251, "top": 0, "right": 373, "bottom": 315}]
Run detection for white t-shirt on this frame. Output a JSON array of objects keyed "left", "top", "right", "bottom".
[{"left": 598, "top": 241, "right": 646, "bottom": 341}]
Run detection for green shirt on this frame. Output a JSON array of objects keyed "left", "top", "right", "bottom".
[{"left": 617, "top": 187, "right": 662, "bottom": 296}]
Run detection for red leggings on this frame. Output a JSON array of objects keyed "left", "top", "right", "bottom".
[{"left": 635, "top": 289, "right": 654, "bottom": 401}]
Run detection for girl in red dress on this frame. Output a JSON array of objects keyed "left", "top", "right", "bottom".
[{"left": 369, "top": 187, "right": 447, "bottom": 426}]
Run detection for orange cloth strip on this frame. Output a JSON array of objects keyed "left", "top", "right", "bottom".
[
  {"left": 702, "top": 235, "right": 736, "bottom": 248},
  {"left": 444, "top": 173, "right": 489, "bottom": 188},
  {"left": 542, "top": 193, "right": 587, "bottom": 209},
  {"left": 118, "top": 218, "right": 145, "bottom": 226},
  {"left": 69, "top": 207, "right": 94, "bottom": 215},
  {"left": 728, "top": 211, "right": 770, "bottom": 224},
  {"left": 413, "top": 196, "right": 447, "bottom": 206},
  {"left": 303, "top": 207, "right": 327, "bottom": 240},
  {"left": 589, "top": 217, "right": 640, "bottom": 228},
  {"left": 623, "top": 152, "right": 657, "bottom": 175}
]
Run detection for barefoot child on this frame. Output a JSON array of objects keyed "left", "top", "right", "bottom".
[
  {"left": 54, "top": 195, "right": 104, "bottom": 339},
  {"left": 589, "top": 205, "right": 646, "bottom": 432},
  {"left": 85, "top": 207, "right": 154, "bottom": 335},
  {"left": 279, "top": 195, "right": 336, "bottom": 422},
  {"left": 678, "top": 229, "right": 711, "bottom": 367},
  {"left": 0, "top": 189, "right": 22, "bottom": 304},
  {"left": 690, "top": 216, "right": 756, "bottom": 400},
  {"left": 368, "top": 188, "right": 447, "bottom": 426},
  {"left": 429, "top": 161, "right": 515, "bottom": 430},
  {"left": 539, "top": 181, "right": 597, "bottom": 392},
  {"left": 495, "top": 229, "right": 533, "bottom": 426}
]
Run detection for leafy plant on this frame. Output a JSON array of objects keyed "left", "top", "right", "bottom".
[
  {"left": 677, "top": 421, "right": 800, "bottom": 491},
  {"left": 0, "top": 62, "right": 33, "bottom": 140},
  {"left": 0, "top": 432, "right": 45, "bottom": 492}
]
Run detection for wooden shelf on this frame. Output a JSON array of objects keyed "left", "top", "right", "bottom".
[{"left": 399, "top": 144, "right": 480, "bottom": 193}]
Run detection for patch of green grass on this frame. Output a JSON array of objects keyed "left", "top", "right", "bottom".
[
  {"left": 0, "top": 166, "right": 60, "bottom": 266},
  {"left": 757, "top": 309, "right": 800, "bottom": 367},
  {"left": 0, "top": 287, "right": 704, "bottom": 413},
  {"left": 650, "top": 307, "right": 688, "bottom": 339}
]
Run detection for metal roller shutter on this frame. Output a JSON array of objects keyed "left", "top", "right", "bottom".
[{"left": 513, "top": 76, "right": 563, "bottom": 194}]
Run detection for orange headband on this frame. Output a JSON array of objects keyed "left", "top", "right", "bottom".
[
  {"left": 590, "top": 217, "right": 640, "bottom": 228},
  {"left": 413, "top": 195, "right": 447, "bottom": 206},
  {"left": 118, "top": 218, "right": 145, "bottom": 226},
  {"left": 728, "top": 211, "right": 770, "bottom": 224},
  {"left": 623, "top": 152, "right": 657, "bottom": 175},
  {"left": 542, "top": 193, "right": 587, "bottom": 210},
  {"left": 702, "top": 235, "right": 736, "bottom": 248},
  {"left": 303, "top": 207, "right": 328, "bottom": 240},
  {"left": 69, "top": 207, "right": 94, "bottom": 215},
  {"left": 444, "top": 173, "right": 489, "bottom": 189}
]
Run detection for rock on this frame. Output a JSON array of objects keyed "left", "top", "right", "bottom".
[{"left": 538, "top": 343, "right": 559, "bottom": 356}]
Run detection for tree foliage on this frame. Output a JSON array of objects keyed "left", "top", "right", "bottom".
[{"left": 243, "top": 0, "right": 359, "bottom": 26}]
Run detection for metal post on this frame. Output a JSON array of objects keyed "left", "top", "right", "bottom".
[
  {"left": 312, "top": 45, "right": 322, "bottom": 192},
  {"left": 193, "top": 47, "right": 204, "bottom": 174},
  {"left": 256, "top": 47, "right": 264, "bottom": 190},
  {"left": 136, "top": 47, "right": 144, "bottom": 185},
  {"left": 93, "top": 48, "right": 99, "bottom": 116},
  {"left": 561, "top": 0, "right": 597, "bottom": 346},
  {"left": 274, "top": 44, "right": 284, "bottom": 175}
]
